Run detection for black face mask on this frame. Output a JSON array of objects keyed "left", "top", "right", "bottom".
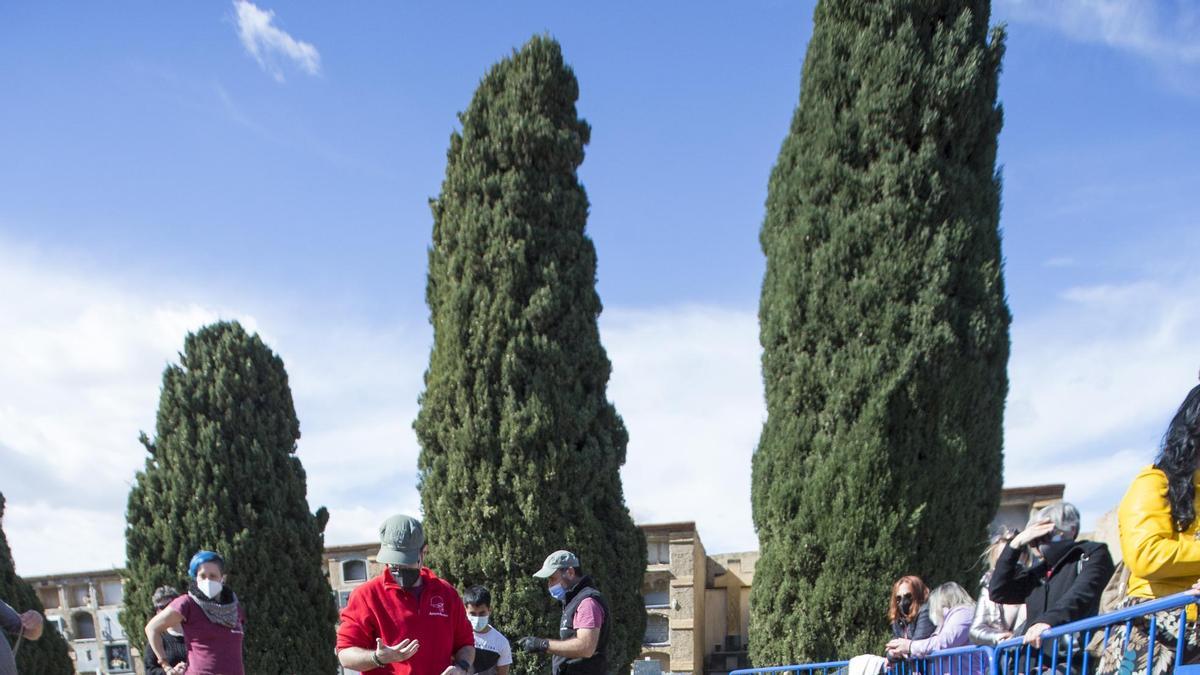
[
  {"left": 390, "top": 565, "right": 422, "bottom": 588},
  {"left": 1037, "top": 539, "right": 1075, "bottom": 567},
  {"left": 898, "top": 597, "right": 914, "bottom": 616}
]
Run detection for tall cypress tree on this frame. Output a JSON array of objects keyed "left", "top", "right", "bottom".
[
  {"left": 415, "top": 35, "right": 646, "bottom": 675},
  {"left": 121, "top": 321, "right": 337, "bottom": 674},
  {"left": 0, "top": 493, "right": 74, "bottom": 674},
  {"left": 751, "top": 0, "right": 1009, "bottom": 664}
]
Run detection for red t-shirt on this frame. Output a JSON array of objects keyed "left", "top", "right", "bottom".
[
  {"left": 337, "top": 568, "right": 474, "bottom": 675},
  {"left": 168, "top": 593, "right": 246, "bottom": 675},
  {"left": 573, "top": 597, "right": 605, "bottom": 629}
]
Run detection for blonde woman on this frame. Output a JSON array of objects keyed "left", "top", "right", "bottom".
[
  {"left": 971, "top": 531, "right": 1027, "bottom": 646},
  {"left": 886, "top": 582, "right": 977, "bottom": 673}
]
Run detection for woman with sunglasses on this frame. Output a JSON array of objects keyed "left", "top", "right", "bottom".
[{"left": 888, "top": 575, "right": 935, "bottom": 649}]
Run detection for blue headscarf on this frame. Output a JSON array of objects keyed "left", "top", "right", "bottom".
[{"left": 188, "top": 550, "right": 225, "bottom": 578}]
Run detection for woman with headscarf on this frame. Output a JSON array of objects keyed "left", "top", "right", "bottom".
[{"left": 145, "top": 550, "right": 246, "bottom": 675}]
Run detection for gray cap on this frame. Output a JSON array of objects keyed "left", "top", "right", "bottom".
[
  {"left": 533, "top": 550, "right": 580, "bottom": 578},
  {"left": 378, "top": 514, "right": 425, "bottom": 565}
]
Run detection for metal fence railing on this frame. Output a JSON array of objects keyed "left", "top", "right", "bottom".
[
  {"left": 728, "top": 662, "right": 850, "bottom": 675},
  {"left": 888, "top": 645, "right": 991, "bottom": 675},
  {"left": 729, "top": 591, "right": 1200, "bottom": 675}
]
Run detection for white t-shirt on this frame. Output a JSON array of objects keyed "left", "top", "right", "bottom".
[{"left": 472, "top": 626, "right": 513, "bottom": 675}]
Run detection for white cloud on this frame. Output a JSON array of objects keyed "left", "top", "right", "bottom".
[
  {"left": 604, "top": 307, "right": 763, "bottom": 555},
  {"left": 998, "top": 0, "right": 1200, "bottom": 91},
  {"left": 0, "top": 239, "right": 421, "bottom": 575},
  {"left": 233, "top": 0, "right": 321, "bottom": 82},
  {"left": 5, "top": 231, "right": 1198, "bottom": 576},
  {"left": 1005, "top": 275, "right": 1200, "bottom": 530}
]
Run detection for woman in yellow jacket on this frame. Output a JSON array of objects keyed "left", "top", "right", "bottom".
[{"left": 1098, "top": 383, "right": 1200, "bottom": 674}]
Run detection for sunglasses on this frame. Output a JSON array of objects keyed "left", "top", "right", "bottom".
[{"left": 894, "top": 593, "right": 913, "bottom": 603}]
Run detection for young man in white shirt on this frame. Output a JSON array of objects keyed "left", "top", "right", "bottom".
[{"left": 464, "top": 586, "right": 512, "bottom": 675}]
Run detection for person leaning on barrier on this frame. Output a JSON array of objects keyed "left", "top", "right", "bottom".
[
  {"left": 988, "top": 502, "right": 1114, "bottom": 650},
  {"left": 886, "top": 582, "right": 979, "bottom": 674},
  {"left": 1096, "top": 382, "right": 1200, "bottom": 674},
  {"left": 515, "top": 550, "right": 611, "bottom": 675},
  {"left": 889, "top": 575, "right": 935, "bottom": 644},
  {"left": 970, "top": 530, "right": 1027, "bottom": 646}
]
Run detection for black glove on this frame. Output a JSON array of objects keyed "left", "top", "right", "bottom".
[{"left": 517, "top": 636, "right": 549, "bottom": 653}]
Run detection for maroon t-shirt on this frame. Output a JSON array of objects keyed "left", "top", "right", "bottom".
[{"left": 169, "top": 593, "right": 246, "bottom": 675}]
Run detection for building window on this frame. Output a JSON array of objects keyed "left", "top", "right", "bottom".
[
  {"left": 68, "top": 585, "right": 91, "bottom": 608},
  {"left": 73, "top": 612, "right": 96, "bottom": 640},
  {"left": 643, "top": 614, "right": 669, "bottom": 646},
  {"left": 339, "top": 591, "right": 352, "bottom": 608},
  {"left": 341, "top": 559, "right": 368, "bottom": 583},
  {"left": 643, "top": 578, "right": 669, "bottom": 608},
  {"left": 646, "top": 542, "right": 669, "bottom": 565},
  {"left": 38, "top": 587, "right": 60, "bottom": 609},
  {"left": 99, "top": 580, "right": 123, "bottom": 606}
]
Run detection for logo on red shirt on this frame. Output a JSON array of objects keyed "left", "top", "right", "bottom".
[{"left": 429, "top": 595, "right": 448, "bottom": 617}]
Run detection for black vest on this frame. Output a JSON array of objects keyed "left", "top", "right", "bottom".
[{"left": 553, "top": 577, "right": 610, "bottom": 675}]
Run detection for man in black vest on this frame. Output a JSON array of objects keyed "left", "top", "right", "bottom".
[{"left": 516, "top": 550, "right": 610, "bottom": 675}]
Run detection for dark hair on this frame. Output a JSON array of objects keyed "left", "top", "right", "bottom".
[
  {"left": 464, "top": 585, "right": 491, "bottom": 607},
  {"left": 152, "top": 585, "right": 180, "bottom": 608},
  {"left": 1154, "top": 384, "right": 1200, "bottom": 532}
]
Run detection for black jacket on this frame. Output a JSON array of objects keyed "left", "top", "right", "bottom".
[
  {"left": 891, "top": 604, "right": 935, "bottom": 641},
  {"left": 143, "top": 631, "right": 186, "bottom": 675},
  {"left": 553, "top": 577, "right": 610, "bottom": 675},
  {"left": 988, "top": 540, "right": 1115, "bottom": 633}
]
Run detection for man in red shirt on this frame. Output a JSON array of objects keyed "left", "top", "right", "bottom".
[{"left": 337, "top": 515, "right": 475, "bottom": 675}]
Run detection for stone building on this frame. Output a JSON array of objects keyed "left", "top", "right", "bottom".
[
  {"left": 636, "top": 522, "right": 755, "bottom": 675},
  {"left": 990, "top": 483, "right": 1065, "bottom": 534},
  {"left": 25, "top": 568, "right": 134, "bottom": 675}
]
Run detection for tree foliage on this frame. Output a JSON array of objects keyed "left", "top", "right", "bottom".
[
  {"left": 0, "top": 493, "right": 74, "bottom": 674},
  {"left": 751, "top": 0, "right": 1010, "bottom": 664},
  {"left": 121, "top": 321, "right": 337, "bottom": 674},
  {"left": 415, "top": 34, "right": 646, "bottom": 675}
]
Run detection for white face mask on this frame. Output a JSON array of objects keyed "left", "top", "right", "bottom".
[
  {"left": 469, "top": 614, "right": 490, "bottom": 631},
  {"left": 197, "top": 578, "right": 223, "bottom": 600}
]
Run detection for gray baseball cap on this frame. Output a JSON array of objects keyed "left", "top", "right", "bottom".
[
  {"left": 378, "top": 514, "right": 425, "bottom": 565},
  {"left": 533, "top": 550, "right": 580, "bottom": 578}
]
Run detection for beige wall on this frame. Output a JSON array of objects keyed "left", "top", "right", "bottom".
[{"left": 640, "top": 525, "right": 708, "bottom": 674}]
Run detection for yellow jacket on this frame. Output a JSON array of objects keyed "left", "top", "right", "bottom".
[{"left": 1121, "top": 465, "right": 1200, "bottom": 604}]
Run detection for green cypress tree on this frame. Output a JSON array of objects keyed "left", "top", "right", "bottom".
[
  {"left": 415, "top": 34, "right": 646, "bottom": 675},
  {"left": 751, "top": 0, "right": 1009, "bottom": 664},
  {"left": 0, "top": 493, "right": 74, "bottom": 674},
  {"left": 120, "top": 321, "right": 337, "bottom": 674}
]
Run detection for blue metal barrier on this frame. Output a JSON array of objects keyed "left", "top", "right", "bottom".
[
  {"left": 888, "top": 645, "right": 991, "bottom": 675},
  {"left": 992, "top": 591, "right": 1198, "bottom": 674},
  {"left": 731, "top": 592, "right": 1200, "bottom": 675},
  {"left": 730, "top": 662, "right": 850, "bottom": 675}
]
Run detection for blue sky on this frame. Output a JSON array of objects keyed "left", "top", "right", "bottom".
[{"left": 1, "top": 1, "right": 1198, "bottom": 576}]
